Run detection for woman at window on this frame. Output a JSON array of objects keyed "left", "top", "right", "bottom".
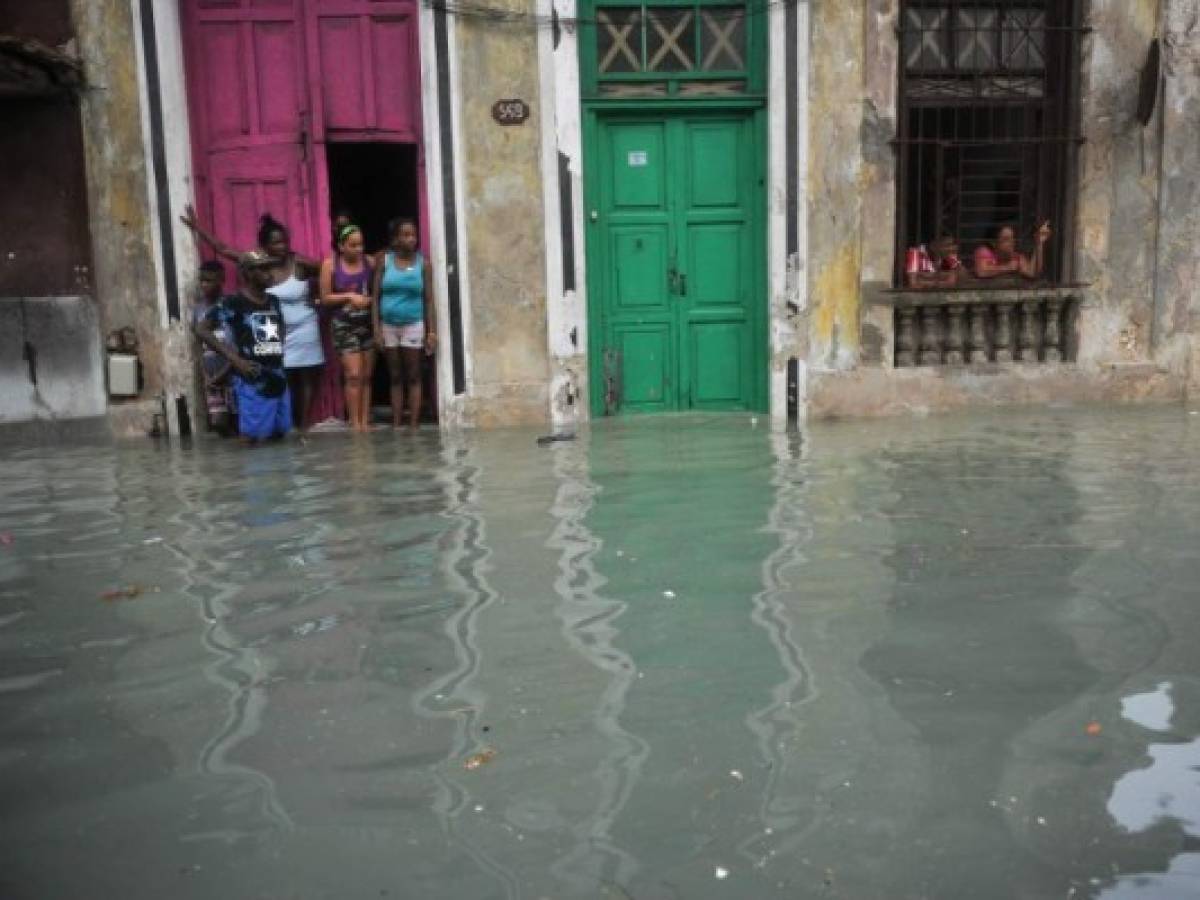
[{"left": 974, "top": 221, "right": 1052, "bottom": 281}]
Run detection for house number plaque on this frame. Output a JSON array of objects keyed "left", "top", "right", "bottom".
[{"left": 491, "top": 99, "right": 530, "bottom": 125}]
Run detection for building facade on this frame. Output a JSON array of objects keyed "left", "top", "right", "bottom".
[{"left": 1, "top": 0, "right": 1198, "bottom": 435}]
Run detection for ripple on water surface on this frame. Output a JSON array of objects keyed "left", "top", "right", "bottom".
[{"left": 0, "top": 408, "right": 1198, "bottom": 899}]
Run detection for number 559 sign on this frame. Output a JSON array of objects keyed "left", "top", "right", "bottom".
[{"left": 491, "top": 99, "right": 530, "bottom": 126}]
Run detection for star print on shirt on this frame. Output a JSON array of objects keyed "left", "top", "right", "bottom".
[{"left": 250, "top": 312, "right": 281, "bottom": 344}]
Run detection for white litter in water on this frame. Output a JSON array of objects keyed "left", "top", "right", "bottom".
[
  {"left": 729, "top": 769, "right": 744, "bottom": 781},
  {"left": 473, "top": 804, "right": 484, "bottom": 812},
  {"left": 143, "top": 536, "right": 163, "bottom": 545},
  {"left": 662, "top": 590, "right": 676, "bottom": 599},
  {"left": 714, "top": 866, "right": 729, "bottom": 880}
]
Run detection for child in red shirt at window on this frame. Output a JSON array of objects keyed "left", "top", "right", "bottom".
[{"left": 906, "top": 235, "right": 965, "bottom": 289}]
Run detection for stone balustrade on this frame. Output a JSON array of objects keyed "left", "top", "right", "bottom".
[{"left": 888, "top": 289, "right": 1080, "bottom": 368}]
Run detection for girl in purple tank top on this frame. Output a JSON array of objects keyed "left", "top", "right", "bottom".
[{"left": 318, "top": 224, "right": 376, "bottom": 432}]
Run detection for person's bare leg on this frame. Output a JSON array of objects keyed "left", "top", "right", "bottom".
[
  {"left": 361, "top": 350, "right": 376, "bottom": 431},
  {"left": 385, "top": 348, "right": 405, "bottom": 428},
  {"left": 402, "top": 348, "right": 423, "bottom": 429},
  {"left": 288, "top": 367, "right": 317, "bottom": 430},
  {"left": 341, "top": 352, "right": 362, "bottom": 431}
]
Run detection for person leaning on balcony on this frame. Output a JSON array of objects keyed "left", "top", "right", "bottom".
[
  {"left": 974, "top": 221, "right": 1052, "bottom": 280},
  {"left": 906, "top": 235, "right": 966, "bottom": 289}
]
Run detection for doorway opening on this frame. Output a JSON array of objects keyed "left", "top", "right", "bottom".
[{"left": 325, "top": 141, "right": 436, "bottom": 423}]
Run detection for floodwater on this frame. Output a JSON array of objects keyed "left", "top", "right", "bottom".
[{"left": 1, "top": 408, "right": 1198, "bottom": 900}]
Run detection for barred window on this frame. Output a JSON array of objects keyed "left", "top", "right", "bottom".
[{"left": 896, "top": 0, "right": 1085, "bottom": 286}]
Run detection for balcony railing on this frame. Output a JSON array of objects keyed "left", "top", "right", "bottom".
[{"left": 888, "top": 287, "right": 1081, "bottom": 367}]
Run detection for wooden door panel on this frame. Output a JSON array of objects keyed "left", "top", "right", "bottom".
[
  {"left": 616, "top": 325, "right": 673, "bottom": 412},
  {"left": 370, "top": 14, "right": 419, "bottom": 135},
  {"left": 612, "top": 225, "right": 671, "bottom": 311},
  {"left": 195, "top": 21, "right": 247, "bottom": 143},
  {"left": 316, "top": 16, "right": 368, "bottom": 130},
  {"left": 689, "top": 322, "right": 746, "bottom": 407},
  {"left": 208, "top": 145, "right": 315, "bottom": 255},
  {"left": 310, "top": 1, "right": 421, "bottom": 139},
  {"left": 686, "top": 222, "right": 744, "bottom": 309},
  {"left": 252, "top": 18, "right": 307, "bottom": 135},
  {"left": 684, "top": 121, "right": 741, "bottom": 208},
  {"left": 608, "top": 122, "right": 667, "bottom": 210}
]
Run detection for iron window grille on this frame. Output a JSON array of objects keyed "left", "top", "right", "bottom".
[{"left": 895, "top": 0, "right": 1085, "bottom": 287}]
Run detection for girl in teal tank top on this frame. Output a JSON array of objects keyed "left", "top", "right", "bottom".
[
  {"left": 374, "top": 217, "right": 437, "bottom": 429},
  {"left": 380, "top": 250, "right": 425, "bottom": 325}
]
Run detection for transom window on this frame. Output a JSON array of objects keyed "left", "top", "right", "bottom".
[
  {"left": 584, "top": 0, "right": 760, "bottom": 98},
  {"left": 896, "top": 0, "right": 1085, "bottom": 286}
]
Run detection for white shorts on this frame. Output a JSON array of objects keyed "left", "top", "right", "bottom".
[{"left": 381, "top": 322, "right": 424, "bottom": 350}]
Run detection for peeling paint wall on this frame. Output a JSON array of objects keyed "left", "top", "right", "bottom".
[
  {"left": 807, "top": 0, "right": 866, "bottom": 372},
  {"left": 541, "top": 0, "right": 589, "bottom": 431},
  {"left": 1075, "top": 0, "right": 1161, "bottom": 369},
  {"left": 1156, "top": 0, "right": 1200, "bottom": 392},
  {"left": 455, "top": 3, "right": 552, "bottom": 428},
  {"left": 70, "top": 0, "right": 165, "bottom": 435}
]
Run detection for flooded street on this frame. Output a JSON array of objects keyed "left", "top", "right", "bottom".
[{"left": 1, "top": 408, "right": 1198, "bottom": 899}]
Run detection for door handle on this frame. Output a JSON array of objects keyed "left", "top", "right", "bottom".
[
  {"left": 667, "top": 266, "right": 678, "bottom": 294},
  {"left": 679, "top": 273, "right": 687, "bottom": 296}
]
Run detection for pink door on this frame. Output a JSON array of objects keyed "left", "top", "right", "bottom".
[
  {"left": 306, "top": 0, "right": 428, "bottom": 250},
  {"left": 183, "top": 0, "right": 320, "bottom": 261}
]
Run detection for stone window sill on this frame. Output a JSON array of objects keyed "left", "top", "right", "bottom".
[{"left": 870, "top": 284, "right": 1092, "bottom": 309}]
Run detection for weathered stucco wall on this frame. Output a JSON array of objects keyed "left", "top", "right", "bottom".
[
  {"left": 456, "top": 5, "right": 551, "bottom": 428},
  {"left": 1157, "top": 0, "right": 1200, "bottom": 392},
  {"left": 1074, "top": 0, "right": 1160, "bottom": 369},
  {"left": 0, "top": 296, "right": 106, "bottom": 423},
  {"left": 69, "top": 0, "right": 164, "bottom": 436},
  {"left": 807, "top": 1, "right": 866, "bottom": 373}
]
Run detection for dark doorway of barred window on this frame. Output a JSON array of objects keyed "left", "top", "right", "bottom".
[{"left": 896, "top": 0, "right": 1084, "bottom": 285}]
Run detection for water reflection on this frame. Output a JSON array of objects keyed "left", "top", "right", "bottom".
[
  {"left": 545, "top": 438, "right": 648, "bottom": 893},
  {"left": 737, "top": 431, "right": 815, "bottom": 869},
  {"left": 862, "top": 420, "right": 1100, "bottom": 898},
  {"left": 580, "top": 419, "right": 795, "bottom": 896},
  {"left": 1, "top": 410, "right": 1199, "bottom": 899},
  {"left": 412, "top": 440, "right": 518, "bottom": 898}
]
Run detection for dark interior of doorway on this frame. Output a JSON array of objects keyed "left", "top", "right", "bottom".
[{"left": 326, "top": 142, "right": 436, "bottom": 423}]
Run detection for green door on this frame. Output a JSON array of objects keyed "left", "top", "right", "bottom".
[{"left": 588, "top": 110, "right": 764, "bottom": 415}]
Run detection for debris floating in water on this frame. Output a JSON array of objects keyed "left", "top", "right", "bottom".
[
  {"left": 662, "top": 590, "right": 676, "bottom": 599},
  {"left": 714, "top": 866, "right": 729, "bottom": 880},
  {"left": 729, "top": 769, "right": 744, "bottom": 782},
  {"left": 0, "top": 532, "right": 12, "bottom": 546},
  {"left": 464, "top": 749, "right": 497, "bottom": 770},
  {"left": 536, "top": 433, "right": 577, "bottom": 446},
  {"left": 100, "top": 586, "right": 144, "bottom": 602},
  {"left": 1085, "top": 721, "right": 1102, "bottom": 736},
  {"left": 142, "top": 536, "right": 163, "bottom": 545}
]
